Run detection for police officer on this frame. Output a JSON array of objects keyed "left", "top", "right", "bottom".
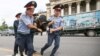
[
  {"left": 12, "top": 13, "right": 21, "bottom": 56},
  {"left": 41, "top": 4, "right": 64, "bottom": 56},
  {"left": 16, "top": 1, "right": 42, "bottom": 56},
  {"left": 25, "top": 14, "right": 39, "bottom": 54}
]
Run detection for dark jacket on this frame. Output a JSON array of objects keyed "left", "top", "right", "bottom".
[{"left": 13, "top": 20, "right": 19, "bottom": 36}]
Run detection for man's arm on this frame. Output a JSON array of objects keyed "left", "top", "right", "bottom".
[
  {"left": 21, "top": 15, "right": 42, "bottom": 32},
  {"left": 47, "top": 21, "right": 54, "bottom": 26},
  {"left": 13, "top": 21, "right": 17, "bottom": 34},
  {"left": 50, "top": 19, "right": 64, "bottom": 33},
  {"left": 27, "top": 24, "right": 37, "bottom": 29},
  {"left": 47, "top": 16, "right": 54, "bottom": 26},
  {"left": 27, "top": 24, "right": 42, "bottom": 32},
  {"left": 54, "top": 26, "right": 63, "bottom": 31},
  {"left": 50, "top": 26, "right": 63, "bottom": 33},
  {"left": 55, "top": 19, "right": 64, "bottom": 31}
]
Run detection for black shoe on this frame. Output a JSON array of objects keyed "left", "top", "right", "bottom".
[
  {"left": 12, "top": 54, "right": 16, "bottom": 56},
  {"left": 12, "top": 52, "right": 18, "bottom": 56},
  {"left": 20, "top": 54, "right": 24, "bottom": 56},
  {"left": 20, "top": 52, "right": 24, "bottom": 56},
  {"left": 50, "top": 54, "right": 54, "bottom": 56},
  {"left": 25, "top": 51, "right": 27, "bottom": 55},
  {"left": 33, "top": 50, "right": 37, "bottom": 53},
  {"left": 40, "top": 49, "right": 44, "bottom": 55}
]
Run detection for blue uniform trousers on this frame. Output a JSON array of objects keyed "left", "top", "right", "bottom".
[
  {"left": 16, "top": 33, "right": 34, "bottom": 56},
  {"left": 25, "top": 33, "right": 35, "bottom": 54},
  {"left": 42, "top": 31, "right": 60, "bottom": 56}
]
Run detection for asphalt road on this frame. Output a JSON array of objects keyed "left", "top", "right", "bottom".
[{"left": 0, "top": 34, "right": 100, "bottom": 56}]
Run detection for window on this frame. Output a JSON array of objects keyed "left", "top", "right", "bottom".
[
  {"left": 80, "top": 1, "right": 86, "bottom": 13},
  {"left": 90, "top": 0, "right": 96, "bottom": 11}
]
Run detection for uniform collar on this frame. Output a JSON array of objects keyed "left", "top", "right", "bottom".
[
  {"left": 53, "top": 15, "right": 61, "bottom": 18},
  {"left": 25, "top": 13, "right": 33, "bottom": 19}
]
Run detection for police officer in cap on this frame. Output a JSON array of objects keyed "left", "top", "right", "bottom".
[
  {"left": 12, "top": 13, "right": 21, "bottom": 56},
  {"left": 41, "top": 4, "right": 64, "bottom": 56},
  {"left": 17, "top": 1, "right": 42, "bottom": 56}
]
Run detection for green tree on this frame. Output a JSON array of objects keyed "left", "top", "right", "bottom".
[
  {"left": 8, "top": 26, "right": 14, "bottom": 29},
  {"left": 0, "top": 21, "right": 8, "bottom": 31}
]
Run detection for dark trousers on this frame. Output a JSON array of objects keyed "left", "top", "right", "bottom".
[
  {"left": 16, "top": 33, "right": 34, "bottom": 56},
  {"left": 14, "top": 37, "right": 18, "bottom": 54},
  {"left": 13, "top": 34, "right": 19, "bottom": 55},
  {"left": 25, "top": 33, "right": 35, "bottom": 54},
  {"left": 42, "top": 32, "right": 60, "bottom": 56}
]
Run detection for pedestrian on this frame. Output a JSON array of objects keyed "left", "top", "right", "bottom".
[
  {"left": 16, "top": 1, "right": 42, "bottom": 56},
  {"left": 41, "top": 4, "right": 64, "bottom": 56},
  {"left": 12, "top": 13, "right": 21, "bottom": 56}
]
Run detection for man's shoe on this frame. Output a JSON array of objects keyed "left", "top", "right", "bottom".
[
  {"left": 50, "top": 54, "right": 54, "bottom": 56},
  {"left": 20, "top": 54, "right": 24, "bottom": 56},
  {"left": 20, "top": 52, "right": 24, "bottom": 56},
  {"left": 25, "top": 50, "right": 27, "bottom": 55},
  {"left": 12, "top": 54, "right": 16, "bottom": 56},
  {"left": 33, "top": 50, "right": 37, "bottom": 53},
  {"left": 40, "top": 49, "right": 44, "bottom": 55}
]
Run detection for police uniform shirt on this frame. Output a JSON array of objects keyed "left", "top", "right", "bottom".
[
  {"left": 48, "top": 16, "right": 64, "bottom": 29},
  {"left": 17, "top": 13, "right": 34, "bottom": 34}
]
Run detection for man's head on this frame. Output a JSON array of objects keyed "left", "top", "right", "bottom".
[
  {"left": 26, "top": 8, "right": 35, "bottom": 16},
  {"left": 15, "top": 13, "right": 21, "bottom": 20},
  {"left": 54, "top": 8, "right": 61, "bottom": 17},
  {"left": 24, "top": 1, "right": 37, "bottom": 16},
  {"left": 53, "top": 4, "right": 64, "bottom": 17}
]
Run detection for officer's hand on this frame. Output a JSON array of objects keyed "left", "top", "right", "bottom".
[
  {"left": 50, "top": 21, "right": 55, "bottom": 24},
  {"left": 50, "top": 28, "right": 55, "bottom": 33},
  {"left": 48, "top": 21, "right": 54, "bottom": 26},
  {"left": 37, "top": 28, "right": 42, "bottom": 32}
]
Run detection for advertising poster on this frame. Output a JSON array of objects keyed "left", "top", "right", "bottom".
[{"left": 63, "top": 11, "right": 99, "bottom": 29}]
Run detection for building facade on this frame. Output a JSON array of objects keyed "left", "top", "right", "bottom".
[{"left": 46, "top": 0, "right": 100, "bottom": 18}]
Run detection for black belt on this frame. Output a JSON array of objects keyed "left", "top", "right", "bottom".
[{"left": 17, "top": 32, "right": 30, "bottom": 35}]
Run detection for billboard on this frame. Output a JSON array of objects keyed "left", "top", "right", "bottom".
[{"left": 63, "top": 10, "right": 100, "bottom": 30}]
